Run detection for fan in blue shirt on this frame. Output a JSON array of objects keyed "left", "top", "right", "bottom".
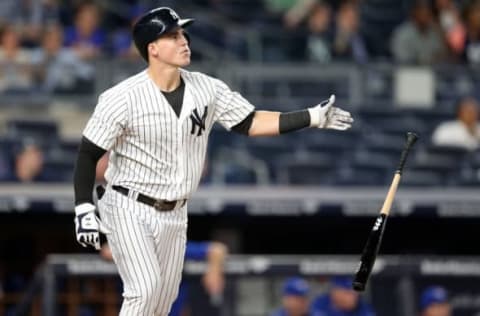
[
  {"left": 270, "top": 277, "right": 311, "bottom": 316},
  {"left": 169, "top": 241, "right": 227, "bottom": 316},
  {"left": 310, "top": 276, "right": 376, "bottom": 316}
]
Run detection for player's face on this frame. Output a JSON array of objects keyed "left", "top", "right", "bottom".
[
  {"left": 282, "top": 296, "right": 308, "bottom": 316},
  {"left": 331, "top": 288, "right": 359, "bottom": 311},
  {"left": 423, "top": 303, "right": 451, "bottom": 316},
  {"left": 149, "top": 28, "right": 191, "bottom": 67}
]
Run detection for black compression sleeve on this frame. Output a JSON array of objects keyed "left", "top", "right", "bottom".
[
  {"left": 279, "top": 110, "right": 311, "bottom": 133},
  {"left": 73, "top": 137, "right": 107, "bottom": 205},
  {"left": 231, "top": 111, "right": 255, "bottom": 135}
]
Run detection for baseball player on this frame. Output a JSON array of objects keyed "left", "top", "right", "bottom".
[
  {"left": 310, "top": 276, "right": 376, "bottom": 316},
  {"left": 270, "top": 277, "right": 311, "bottom": 316},
  {"left": 73, "top": 6, "right": 353, "bottom": 316}
]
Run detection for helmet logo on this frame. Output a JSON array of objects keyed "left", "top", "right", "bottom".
[
  {"left": 150, "top": 17, "right": 166, "bottom": 33},
  {"left": 168, "top": 9, "right": 179, "bottom": 21}
]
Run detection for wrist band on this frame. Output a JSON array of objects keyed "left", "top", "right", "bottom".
[{"left": 279, "top": 110, "right": 310, "bottom": 134}]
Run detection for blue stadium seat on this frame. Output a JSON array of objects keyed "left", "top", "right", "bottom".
[
  {"left": 365, "top": 116, "right": 427, "bottom": 138},
  {"left": 305, "top": 130, "right": 359, "bottom": 156},
  {"left": 400, "top": 169, "right": 445, "bottom": 187},
  {"left": 0, "top": 138, "right": 16, "bottom": 181},
  {"left": 247, "top": 136, "right": 295, "bottom": 162},
  {"left": 361, "top": 132, "right": 405, "bottom": 161},
  {"left": 333, "top": 165, "right": 387, "bottom": 186},
  {"left": 458, "top": 150, "right": 480, "bottom": 186},
  {"left": 6, "top": 119, "right": 59, "bottom": 146},
  {"left": 209, "top": 126, "right": 245, "bottom": 156},
  {"left": 426, "top": 144, "right": 469, "bottom": 161},
  {"left": 275, "top": 152, "right": 336, "bottom": 185},
  {"left": 350, "top": 149, "right": 395, "bottom": 171},
  {"left": 411, "top": 148, "right": 461, "bottom": 173},
  {"left": 41, "top": 160, "right": 75, "bottom": 182},
  {"left": 211, "top": 148, "right": 270, "bottom": 184},
  {"left": 457, "top": 165, "right": 480, "bottom": 186}
]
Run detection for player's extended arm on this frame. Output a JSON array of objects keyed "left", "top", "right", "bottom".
[
  {"left": 248, "top": 95, "right": 353, "bottom": 136},
  {"left": 73, "top": 137, "right": 110, "bottom": 250}
]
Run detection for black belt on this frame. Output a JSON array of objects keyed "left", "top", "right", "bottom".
[{"left": 111, "top": 185, "right": 185, "bottom": 212}]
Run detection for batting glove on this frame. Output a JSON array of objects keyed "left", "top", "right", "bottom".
[
  {"left": 308, "top": 94, "right": 353, "bottom": 130},
  {"left": 74, "top": 203, "right": 111, "bottom": 250}
]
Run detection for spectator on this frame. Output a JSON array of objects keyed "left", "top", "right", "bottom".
[
  {"left": 0, "top": 25, "right": 35, "bottom": 93},
  {"left": 419, "top": 286, "right": 451, "bottom": 316},
  {"left": 169, "top": 241, "right": 227, "bottom": 316},
  {"left": 270, "top": 277, "right": 310, "bottom": 316},
  {"left": 263, "top": 0, "right": 316, "bottom": 29},
  {"left": 306, "top": 1, "right": 333, "bottom": 63},
  {"left": 432, "top": 96, "right": 480, "bottom": 150},
  {"left": 331, "top": 0, "right": 368, "bottom": 63},
  {"left": 0, "top": 0, "right": 60, "bottom": 47},
  {"left": 13, "top": 142, "right": 45, "bottom": 183},
  {"left": 434, "top": 0, "right": 466, "bottom": 59},
  {"left": 310, "top": 276, "right": 376, "bottom": 316},
  {"left": 110, "top": 4, "right": 143, "bottom": 59},
  {"left": 63, "top": 1, "right": 106, "bottom": 60},
  {"left": 391, "top": 0, "right": 447, "bottom": 64},
  {"left": 461, "top": 0, "right": 480, "bottom": 64},
  {"left": 31, "top": 24, "right": 94, "bottom": 93}
]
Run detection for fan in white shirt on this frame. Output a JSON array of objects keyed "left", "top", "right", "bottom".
[{"left": 432, "top": 97, "right": 480, "bottom": 151}]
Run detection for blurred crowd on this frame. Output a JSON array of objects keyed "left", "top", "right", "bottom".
[
  {"left": 270, "top": 277, "right": 452, "bottom": 316},
  {"left": 189, "top": 0, "right": 480, "bottom": 64},
  {"left": 2, "top": 0, "right": 480, "bottom": 94}
]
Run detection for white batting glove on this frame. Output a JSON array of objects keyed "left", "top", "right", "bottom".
[
  {"left": 74, "top": 203, "right": 111, "bottom": 250},
  {"left": 308, "top": 94, "right": 353, "bottom": 130}
]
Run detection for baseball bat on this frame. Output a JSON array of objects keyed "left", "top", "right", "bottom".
[{"left": 352, "top": 132, "right": 418, "bottom": 292}]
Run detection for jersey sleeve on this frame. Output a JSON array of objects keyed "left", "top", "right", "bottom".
[
  {"left": 213, "top": 78, "right": 255, "bottom": 130},
  {"left": 184, "top": 241, "right": 210, "bottom": 260},
  {"left": 83, "top": 91, "right": 128, "bottom": 150}
]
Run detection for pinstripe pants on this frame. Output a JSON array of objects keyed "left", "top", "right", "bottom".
[{"left": 98, "top": 187, "right": 187, "bottom": 316}]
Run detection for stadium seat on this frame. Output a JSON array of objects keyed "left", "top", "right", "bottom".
[
  {"left": 456, "top": 165, "right": 480, "bottom": 186},
  {"left": 411, "top": 147, "right": 461, "bottom": 173},
  {"left": 6, "top": 119, "right": 59, "bottom": 146},
  {"left": 358, "top": 132, "right": 405, "bottom": 162},
  {"left": 400, "top": 169, "right": 445, "bottom": 187},
  {"left": 333, "top": 165, "right": 387, "bottom": 186},
  {"left": 41, "top": 160, "right": 75, "bottom": 182},
  {"left": 304, "top": 129, "right": 359, "bottom": 156},
  {"left": 0, "top": 138, "right": 16, "bottom": 181},
  {"left": 211, "top": 148, "right": 270, "bottom": 184},
  {"left": 275, "top": 152, "right": 336, "bottom": 185},
  {"left": 247, "top": 136, "right": 295, "bottom": 162}
]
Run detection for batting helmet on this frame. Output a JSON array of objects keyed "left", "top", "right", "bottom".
[{"left": 132, "top": 7, "right": 194, "bottom": 62}]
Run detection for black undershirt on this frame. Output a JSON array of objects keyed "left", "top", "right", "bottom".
[
  {"left": 161, "top": 77, "right": 253, "bottom": 134},
  {"left": 161, "top": 78, "right": 185, "bottom": 118}
]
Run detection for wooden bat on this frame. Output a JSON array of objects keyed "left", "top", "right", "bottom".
[{"left": 352, "top": 132, "right": 418, "bottom": 292}]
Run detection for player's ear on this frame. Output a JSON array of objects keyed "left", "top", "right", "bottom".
[{"left": 148, "top": 42, "right": 158, "bottom": 59}]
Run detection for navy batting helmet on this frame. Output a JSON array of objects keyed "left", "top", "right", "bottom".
[{"left": 132, "top": 7, "right": 194, "bottom": 61}]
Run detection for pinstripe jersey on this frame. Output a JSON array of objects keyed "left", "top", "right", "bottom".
[{"left": 83, "top": 68, "right": 254, "bottom": 201}]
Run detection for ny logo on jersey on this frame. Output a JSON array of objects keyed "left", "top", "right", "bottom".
[{"left": 190, "top": 106, "right": 208, "bottom": 136}]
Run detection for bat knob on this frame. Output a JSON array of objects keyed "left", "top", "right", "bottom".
[{"left": 352, "top": 282, "right": 365, "bottom": 292}]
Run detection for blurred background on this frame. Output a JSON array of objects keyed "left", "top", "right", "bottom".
[{"left": 1, "top": 0, "right": 480, "bottom": 315}]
